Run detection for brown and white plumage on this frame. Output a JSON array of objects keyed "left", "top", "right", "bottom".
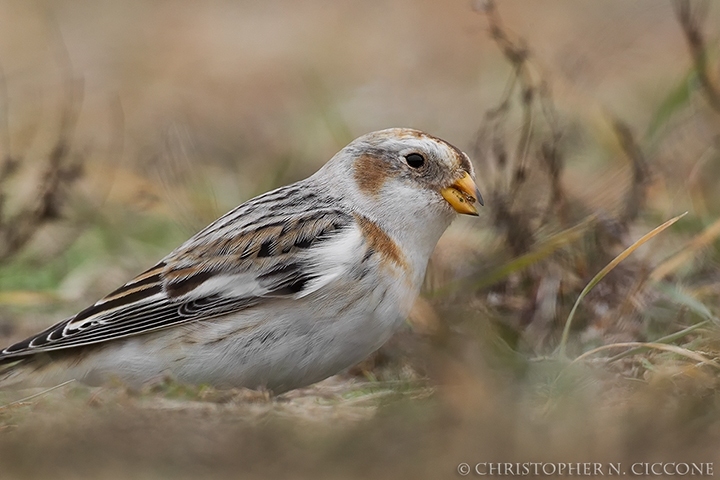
[{"left": 0, "top": 128, "right": 482, "bottom": 392}]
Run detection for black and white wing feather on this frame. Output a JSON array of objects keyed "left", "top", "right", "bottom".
[{"left": 0, "top": 182, "right": 355, "bottom": 360}]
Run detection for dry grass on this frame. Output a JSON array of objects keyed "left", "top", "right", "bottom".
[{"left": 2, "top": 0, "right": 720, "bottom": 478}]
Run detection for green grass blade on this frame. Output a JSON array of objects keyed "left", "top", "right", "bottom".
[
  {"left": 606, "top": 320, "right": 710, "bottom": 363},
  {"left": 605, "top": 273, "right": 720, "bottom": 361},
  {"left": 432, "top": 216, "right": 594, "bottom": 298},
  {"left": 654, "top": 281, "right": 718, "bottom": 324},
  {"left": 558, "top": 212, "right": 687, "bottom": 357},
  {"left": 650, "top": 216, "right": 720, "bottom": 281},
  {"left": 571, "top": 341, "right": 720, "bottom": 370},
  {"left": 646, "top": 70, "right": 694, "bottom": 141}
]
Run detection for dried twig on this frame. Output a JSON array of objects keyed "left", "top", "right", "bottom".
[
  {"left": 0, "top": 379, "right": 76, "bottom": 411},
  {"left": 473, "top": 0, "right": 568, "bottom": 256},
  {"left": 611, "top": 119, "right": 652, "bottom": 225},
  {"left": 467, "top": 1, "right": 668, "bottom": 351},
  {"left": 673, "top": 0, "right": 720, "bottom": 113},
  {"left": 0, "top": 37, "right": 85, "bottom": 262}
]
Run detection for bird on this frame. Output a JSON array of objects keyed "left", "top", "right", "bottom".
[{"left": 0, "top": 128, "right": 482, "bottom": 393}]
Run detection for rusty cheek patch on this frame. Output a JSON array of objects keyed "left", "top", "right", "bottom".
[
  {"left": 354, "top": 154, "right": 390, "bottom": 196},
  {"left": 354, "top": 214, "right": 408, "bottom": 272}
]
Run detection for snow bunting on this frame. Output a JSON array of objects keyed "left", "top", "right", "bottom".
[{"left": 0, "top": 128, "right": 482, "bottom": 393}]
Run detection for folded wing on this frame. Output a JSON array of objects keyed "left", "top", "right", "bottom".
[{"left": 0, "top": 184, "right": 356, "bottom": 360}]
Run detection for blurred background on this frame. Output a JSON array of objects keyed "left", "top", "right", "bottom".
[{"left": 2, "top": 0, "right": 720, "bottom": 478}]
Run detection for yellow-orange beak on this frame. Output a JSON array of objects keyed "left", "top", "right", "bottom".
[{"left": 440, "top": 172, "right": 483, "bottom": 216}]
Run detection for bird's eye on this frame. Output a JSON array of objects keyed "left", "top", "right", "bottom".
[{"left": 405, "top": 153, "right": 425, "bottom": 169}]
